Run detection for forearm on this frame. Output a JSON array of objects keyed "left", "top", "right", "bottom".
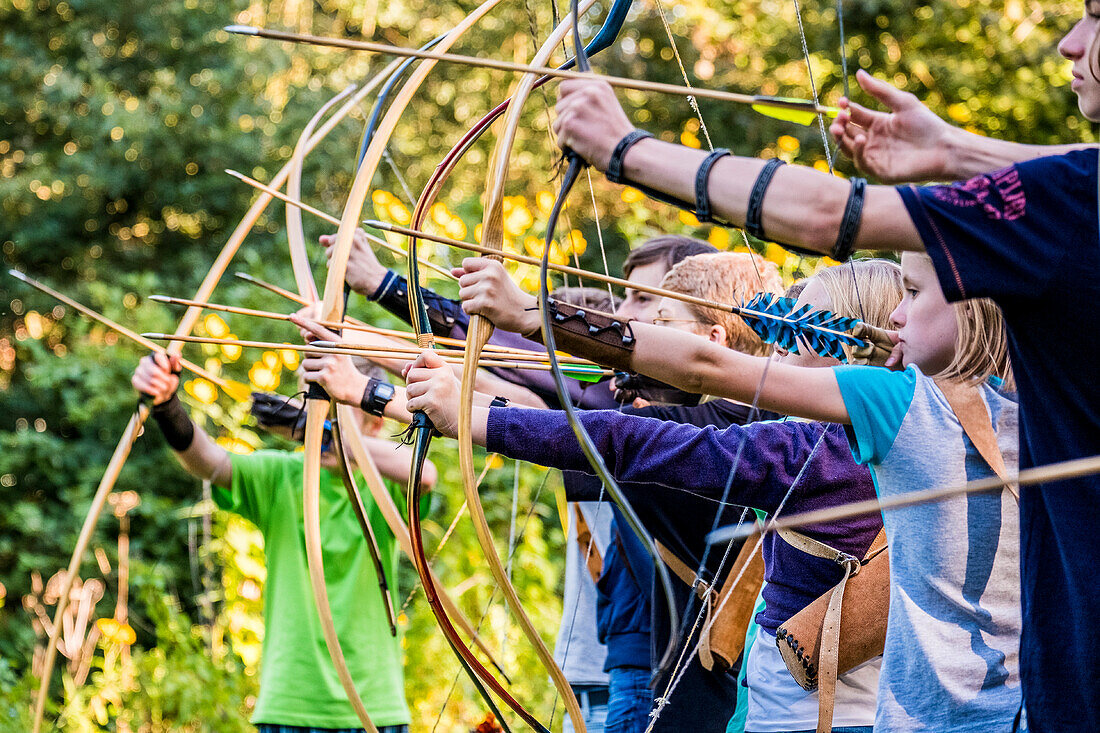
[
  {"left": 173, "top": 426, "right": 233, "bottom": 486},
  {"left": 941, "top": 128, "right": 1096, "bottom": 180},
  {"left": 619, "top": 137, "right": 924, "bottom": 254},
  {"left": 628, "top": 323, "right": 849, "bottom": 423}
]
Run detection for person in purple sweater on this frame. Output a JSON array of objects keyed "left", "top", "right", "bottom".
[{"left": 401, "top": 259, "right": 903, "bottom": 733}]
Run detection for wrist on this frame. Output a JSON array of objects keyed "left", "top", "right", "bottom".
[{"left": 366, "top": 269, "right": 399, "bottom": 301}]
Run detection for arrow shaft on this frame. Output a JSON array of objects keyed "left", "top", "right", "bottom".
[{"left": 227, "top": 26, "right": 836, "bottom": 115}]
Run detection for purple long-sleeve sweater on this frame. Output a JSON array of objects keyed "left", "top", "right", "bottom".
[{"left": 486, "top": 408, "right": 883, "bottom": 634}]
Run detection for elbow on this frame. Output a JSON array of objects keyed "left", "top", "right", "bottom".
[
  {"left": 679, "top": 341, "right": 724, "bottom": 395},
  {"left": 796, "top": 184, "right": 850, "bottom": 255}
]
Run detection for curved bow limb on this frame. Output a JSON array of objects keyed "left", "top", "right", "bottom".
[
  {"left": 304, "top": 0, "right": 521, "bottom": 725},
  {"left": 285, "top": 83, "right": 360, "bottom": 303},
  {"left": 455, "top": 4, "right": 603, "bottom": 732},
  {"left": 26, "top": 68, "right": 402, "bottom": 733},
  {"left": 336, "top": 403, "right": 512, "bottom": 681}
]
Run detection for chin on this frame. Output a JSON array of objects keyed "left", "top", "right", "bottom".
[{"left": 1078, "top": 96, "right": 1100, "bottom": 123}]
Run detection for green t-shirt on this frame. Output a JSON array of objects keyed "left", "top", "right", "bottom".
[{"left": 215, "top": 450, "right": 411, "bottom": 728}]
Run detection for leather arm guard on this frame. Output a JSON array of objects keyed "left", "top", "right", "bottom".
[{"left": 523, "top": 299, "right": 637, "bottom": 373}]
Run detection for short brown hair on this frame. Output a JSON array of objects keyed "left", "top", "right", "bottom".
[
  {"left": 622, "top": 235, "right": 718, "bottom": 279},
  {"left": 551, "top": 285, "right": 621, "bottom": 314},
  {"left": 659, "top": 252, "right": 783, "bottom": 355}
]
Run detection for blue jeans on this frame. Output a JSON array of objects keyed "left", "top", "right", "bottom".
[
  {"left": 605, "top": 668, "right": 652, "bottom": 733},
  {"left": 257, "top": 721, "right": 409, "bottom": 726},
  {"left": 564, "top": 684, "right": 610, "bottom": 733}
]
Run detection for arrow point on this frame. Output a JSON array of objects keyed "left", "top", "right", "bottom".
[
  {"left": 148, "top": 295, "right": 169, "bottom": 303},
  {"left": 223, "top": 25, "right": 259, "bottom": 35}
]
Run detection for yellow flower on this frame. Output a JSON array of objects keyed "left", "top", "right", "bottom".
[
  {"left": 563, "top": 229, "right": 587, "bottom": 256},
  {"left": 430, "top": 203, "right": 451, "bottom": 227},
  {"left": 96, "top": 618, "right": 136, "bottom": 646},
  {"left": 280, "top": 349, "right": 300, "bottom": 369},
  {"left": 388, "top": 201, "right": 411, "bottom": 225},
  {"left": 524, "top": 236, "right": 545, "bottom": 258},
  {"left": 947, "top": 103, "right": 971, "bottom": 124},
  {"left": 678, "top": 210, "right": 701, "bottom": 227},
  {"left": 621, "top": 187, "right": 644, "bottom": 204},
  {"left": 221, "top": 339, "right": 242, "bottom": 362},
  {"left": 261, "top": 350, "right": 281, "bottom": 370},
  {"left": 813, "top": 159, "right": 832, "bottom": 173},
  {"left": 484, "top": 454, "right": 504, "bottom": 470},
  {"left": 536, "top": 190, "right": 555, "bottom": 215},
  {"left": 474, "top": 223, "right": 484, "bottom": 243},
  {"left": 503, "top": 204, "right": 534, "bottom": 237},
  {"left": 203, "top": 313, "right": 229, "bottom": 338},
  {"left": 777, "top": 135, "right": 801, "bottom": 153},
  {"left": 371, "top": 190, "right": 394, "bottom": 207},
  {"left": 249, "top": 363, "right": 279, "bottom": 391},
  {"left": 184, "top": 378, "right": 218, "bottom": 405},
  {"left": 445, "top": 218, "right": 467, "bottom": 240},
  {"left": 764, "top": 242, "right": 788, "bottom": 265},
  {"left": 708, "top": 227, "right": 731, "bottom": 250},
  {"left": 681, "top": 130, "right": 702, "bottom": 149},
  {"left": 217, "top": 436, "right": 255, "bottom": 455}
]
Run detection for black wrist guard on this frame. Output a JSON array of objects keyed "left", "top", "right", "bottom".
[
  {"left": 151, "top": 392, "right": 195, "bottom": 451},
  {"left": 613, "top": 372, "right": 702, "bottom": 407},
  {"left": 359, "top": 377, "right": 396, "bottom": 417}
]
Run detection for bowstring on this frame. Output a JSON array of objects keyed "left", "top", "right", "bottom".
[
  {"left": 430, "top": 468, "right": 555, "bottom": 733},
  {"left": 643, "top": 0, "right": 859, "bottom": 726}
]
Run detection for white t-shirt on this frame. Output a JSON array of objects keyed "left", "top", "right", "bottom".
[{"left": 743, "top": 626, "right": 880, "bottom": 732}]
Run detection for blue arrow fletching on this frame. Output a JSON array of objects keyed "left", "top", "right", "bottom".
[{"left": 739, "top": 292, "right": 867, "bottom": 361}]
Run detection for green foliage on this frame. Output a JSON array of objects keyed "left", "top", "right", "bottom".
[{"left": 1, "top": 0, "right": 1094, "bottom": 728}]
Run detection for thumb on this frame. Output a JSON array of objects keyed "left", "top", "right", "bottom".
[
  {"left": 419, "top": 348, "right": 447, "bottom": 369},
  {"left": 856, "top": 69, "right": 914, "bottom": 111}
]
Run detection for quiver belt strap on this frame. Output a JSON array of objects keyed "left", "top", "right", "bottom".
[
  {"left": 775, "top": 528, "right": 889, "bottom": 733},
  {"left": 843, "top": 322, "right": 896, "bottom": 367},
  {"left": 524, "top": 299, "right": 636, "bottom": 373},
  {"left": 657, "top": 536, "right": 765, "bottom": 672},
  {"left": 573, "top": 504, "right": 604, "bottom": 585},
  {"left": 935, "top": 379, "right": 1018, "bottom": 501}
]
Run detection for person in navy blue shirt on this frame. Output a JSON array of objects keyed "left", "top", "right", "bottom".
[{"left": 493, "top": 9, "right": 1100, "bottom": 730}]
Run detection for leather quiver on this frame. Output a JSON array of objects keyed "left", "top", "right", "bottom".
[{"left": 775, "top": 528, "right": 889, "bottom": 691}]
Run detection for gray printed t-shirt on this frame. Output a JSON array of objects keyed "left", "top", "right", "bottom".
[
  {"left": 834, "top": 365, "right": 1022, "bottom": 732},
  {"left": 554, "top": 501, "right": 612, "bottom": 686}
]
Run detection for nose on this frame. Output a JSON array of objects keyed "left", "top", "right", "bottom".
[
  {"left": 1059, "top": 18, "right": 1088, "bottom": 61},
  {"left": 889, "top": 302, "right": 906, "bottom": 328}
]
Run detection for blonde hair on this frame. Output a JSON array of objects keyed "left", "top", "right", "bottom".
[
  {"left": 902, "top": 253, "right": 1015, "bottom": 389},
  {"left": 812, "top": 259, "right": 902, "bottom": 330},
  {"left": 660, "top": 252, "right": 783, "bottom": 355}
]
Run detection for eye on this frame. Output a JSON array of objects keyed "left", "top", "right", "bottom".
[{"left": 906, "top": 287, "right": 919, "bottom": 297}]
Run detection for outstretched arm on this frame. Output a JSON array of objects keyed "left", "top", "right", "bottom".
[
  {"left": 454, "top": 258, "right": 850, "bottom": 423},
  {"left": 552, "top": 79, "right": 923, "bottom": 256},
  {"left": 131, "top": 354, "right": 232, "bottom": 486},
  {"left": 830, "top": 70, "right": 1095, "bottom": 182}
]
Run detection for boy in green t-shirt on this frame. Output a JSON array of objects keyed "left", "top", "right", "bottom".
[{"left": 132, "top": 353, "right": 434, "bottom": 733}]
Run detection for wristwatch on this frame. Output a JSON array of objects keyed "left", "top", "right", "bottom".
[{"left": 359, "top": 377, "right": 396, "bottom": 417}]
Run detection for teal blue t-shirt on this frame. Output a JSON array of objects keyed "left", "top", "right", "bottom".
[
  {"left": 833, "top": 365, "right": 1021, "bottom": 732},
  {"left": 214, "top": 450, "right": 410, "bottom": 728}
]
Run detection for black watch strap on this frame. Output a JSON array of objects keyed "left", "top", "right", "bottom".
[
  {"left": 359, "top": 377, "right": 396, "bottom": 417},
  {"left": 489, "top": 395, "right": 510, "bottom": 408},
  {"left": 606, "top": 130, "right": 654, "bottom": 184},
  {"left": 694, "top": 148, "right": 731, "bottom": 224},
  {"left": 744, "top": 158, "right": 786, "bottom": 240}
]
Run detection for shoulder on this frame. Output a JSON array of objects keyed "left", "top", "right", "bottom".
[{"left": 231, "top": 449, "right": 303, "bottom": 480}]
